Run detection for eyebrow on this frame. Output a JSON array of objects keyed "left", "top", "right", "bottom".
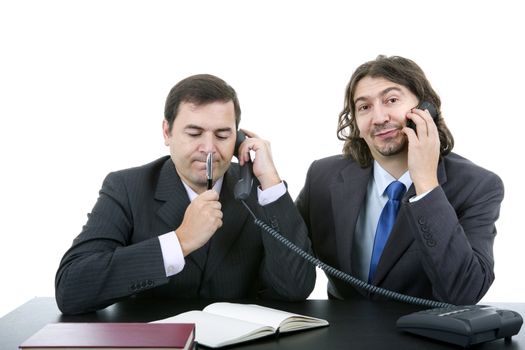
[
  {"left": 354, "top": 86, "right": 404, "bottom": 105},
  {"left": 184, "top": 124, "right": 234, "bottom": 133}
]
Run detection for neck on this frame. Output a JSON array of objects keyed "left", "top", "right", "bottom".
[{"left": 374, "top": 153, "right": 408, "bottom": 179}]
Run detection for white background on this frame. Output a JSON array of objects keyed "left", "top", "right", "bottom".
[{"left": 1, "top": 0, "right": 524, "bottom": 317}]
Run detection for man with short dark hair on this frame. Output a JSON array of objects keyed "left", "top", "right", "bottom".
[
  {"left": 56, "top": 74, "right": 315, "bottom": 314},
  {"left": 297, "top": 55, "right": 503, "bottom": 305}
]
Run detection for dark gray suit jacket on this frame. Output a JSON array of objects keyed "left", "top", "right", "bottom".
[
  {"left": 296, "top": 152, "right": 503, "bottom": 305},
  {"left": 56, "top": 156, "right": 315, "bottom": 314}
]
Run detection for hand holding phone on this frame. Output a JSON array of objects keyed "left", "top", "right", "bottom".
[
  {"left": 407, "top": 101, "right": 438, "bottom": 132},
  {"left": 233, "top": 130, "right": 281, "bottom": 200},
  {"left": 405, "top": 100, "right": 440, "bottom": 195}
]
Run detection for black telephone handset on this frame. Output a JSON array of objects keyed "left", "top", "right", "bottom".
[
  {"left": 407, "top": 101, "right": 438, "bottom": 132},
  {"left": 233, "top": 130, "right": 254, "bottom": 200}
]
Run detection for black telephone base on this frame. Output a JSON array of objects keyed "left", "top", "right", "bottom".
[{"left": 397, "top": 304, "right": 523, "bottom": 347}]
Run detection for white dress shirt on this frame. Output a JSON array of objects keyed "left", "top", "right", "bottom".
[{"left": 352, "top": 161, "right": 413, "bottom": 281}]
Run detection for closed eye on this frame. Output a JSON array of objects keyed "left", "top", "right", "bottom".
[{"left": 215, "top": 130, "right": 233, "bottom": 140}]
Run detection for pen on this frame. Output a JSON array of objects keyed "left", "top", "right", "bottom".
[{"left": 206, "top": 152, "right": 213, "bottom": 190}]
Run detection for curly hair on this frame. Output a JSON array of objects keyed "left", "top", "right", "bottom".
[{"left": 337, "top": 55, "right": 454, "bottom": 167}]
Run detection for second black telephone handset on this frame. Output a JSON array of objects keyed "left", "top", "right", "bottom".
[
  {"left": 233, "top": 130, "right": 254, "bottom": 200},
  {"left": 407, "top": 101, "right": 438, "bottom": 132}
]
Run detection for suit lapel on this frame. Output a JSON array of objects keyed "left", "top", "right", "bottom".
[
  {"left": 202, "top": 166, "right": 247, "bottom": 282},
  {"left": 330, "top": 163, "right": 371, "bottom": 273},
  {"left": 372, "top": 160, "right": 449, "bottom": 284},
  {"left": 155, "top": 159, "right": 190, "bottom": 230},
  {"left": 154, "top": 159, "right": 210, "bottom": 270}
]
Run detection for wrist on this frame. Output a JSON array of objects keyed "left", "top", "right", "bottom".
[
  {"left": 414, "top": 181, "right": 439, "bottom": 196},
  {"left": 175, "top": 229, "right": 192, "bottom": 257},
  {"left": 258, "top": 172, "right": 281, "bottom": 190}
]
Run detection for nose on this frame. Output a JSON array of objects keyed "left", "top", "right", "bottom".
[
  {"left": 199, "top": 132, "right": 216, "bottom": 154},
  {"left": 371, "top": 104, "right": 390, "bottom": 125}
]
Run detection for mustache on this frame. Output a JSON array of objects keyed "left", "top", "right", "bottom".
[
  {"left": 372, "top": 123, "right": 403, "bottom": 134},
  {"left": 191, "top": 155, "right": 222, "bottom": 163}
]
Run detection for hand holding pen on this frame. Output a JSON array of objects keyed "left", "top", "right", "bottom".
[{"left": 175, "top": 151, "right": 221, "bottom": 256}]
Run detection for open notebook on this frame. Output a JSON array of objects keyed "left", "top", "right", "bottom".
[{"left": 153, "top": 302, "right": 329, "bottom": 348}]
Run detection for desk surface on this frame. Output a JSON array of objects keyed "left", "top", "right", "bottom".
[{"left": 1, "top": 297, "right": 523, "bottom": 349}]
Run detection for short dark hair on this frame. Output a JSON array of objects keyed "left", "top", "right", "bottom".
[
  {"left": 164, "top": 74, "right": 241, "bottom": 131},
  {"left": 337, "top": 55, "right": 454, "bottom": 167}
]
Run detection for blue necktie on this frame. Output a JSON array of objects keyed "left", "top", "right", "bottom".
[{"left": 368, "top": 180, "right": 406, "bottom": 283}]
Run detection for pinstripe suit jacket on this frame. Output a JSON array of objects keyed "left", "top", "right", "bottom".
[
  {"left": 296, "top": 152, "right": 503, "bottom": 305},
  {"left": 55, "top": 156, "right": 315, "bottom": 314}
]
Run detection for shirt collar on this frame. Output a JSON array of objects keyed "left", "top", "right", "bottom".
[
  {"left": 373, "top": 161, "right": 412, "bottom": 197},
  {"left": 182, "top": 176, "right": 224, "bottom": 201}
]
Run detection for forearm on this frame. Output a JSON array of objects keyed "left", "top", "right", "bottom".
[
  {"left": 405, "top": 186, "right": 500, "bottom": 304},
  {"left": 55, "top": 237, "right": 168, "bottom": 314},
  {"left": 257, "top": 192, "right": 316, "bottom": 300}
]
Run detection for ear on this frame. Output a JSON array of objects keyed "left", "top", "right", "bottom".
[{"left": 162, "top": 120, "right": 171, "bottom": 146}]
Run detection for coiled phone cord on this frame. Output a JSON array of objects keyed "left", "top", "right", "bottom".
[{"left": 241, "top": 200, "right": 453, "bottom": 309}]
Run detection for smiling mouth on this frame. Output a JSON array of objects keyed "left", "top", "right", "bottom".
[{"left": 374, "top": 128, "right": 399, "bottom": 138}]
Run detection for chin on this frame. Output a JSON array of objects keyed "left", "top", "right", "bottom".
[{"left": 377, "top": 140, "right": 407, "bottom": 156}]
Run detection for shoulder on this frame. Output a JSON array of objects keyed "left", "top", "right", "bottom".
[
  {"left": 442, "top": 152, "right": 504, "bottom": 194},
  {"left": 306, "top": 154, "right": 360, "bottom": 180},
  {"left": 110, "top": 156, "right": 170, "bottom": 176},
  {"left": 443, "top": 153, "right": 501, "bottom": 180},
  {"left": 309, "top": 154, "right": 355, "bottom": 171},
  {"left": 103, "top": 156, "right": 171, "bottom": 188}
]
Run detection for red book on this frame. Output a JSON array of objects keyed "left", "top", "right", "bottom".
[{"left": 19, "top": 322, "right": 195, "bottom": 350}]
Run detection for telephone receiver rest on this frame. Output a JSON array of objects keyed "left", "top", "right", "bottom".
[
  {"left": 234, "top": 130, "right": 254, "bottom": 200},
  {"left": 407, "top": 100, "right": 438, "bottom": 131}
]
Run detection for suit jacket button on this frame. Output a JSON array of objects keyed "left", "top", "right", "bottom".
[
  {"left": 418, "top": 217, "right": 427, "bottom": 225},
  {"left": 426, "top": 239, "right": 436, "bottom": 247}
]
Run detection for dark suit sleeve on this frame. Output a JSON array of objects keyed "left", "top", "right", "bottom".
[
  {"left": 255, "top": 190, "right": 316, "bottom": 301},
  {"left": 404, "top": 171, "right": 504, "bottom": 305},
  {"left": 55, "top": 172, "right": 168, "bottom": 315},
  {"left": 295, "top": 161, "right": 314, "bottom": 233}
]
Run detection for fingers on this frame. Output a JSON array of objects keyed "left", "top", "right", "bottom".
[
  {"left": 237, "top": 129, "right": 267, "bottom": 165},
  {"left": 195, "top": 190, "right": 223, "bottom": 223},
  {"left": 200, "top": 189, "right": 220, "bottom": 201},
  {"left": 235, "top": 129, "right": 281, "bottom": 189},
  {"left": 405, "top": 107, "right": 438, "bottom": 138},
  {"left": 176, "top": 190, "right": 223, "bottom": 256},
  {"left": 404, "top": 108, "right": 441, "bottom": 195},
  {"left": 239, "top": 128, "right": 259, "bottom": 139}
]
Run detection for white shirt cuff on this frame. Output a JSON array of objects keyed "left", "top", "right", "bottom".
[
  {"left": 409, "top": 189, "right": 433, "bottom": 202},
  {"left": 158, "top": 232, "right": 185, "bottom": 276},
  {"left": 257, "top": 181, "right": 287, "bottom": 206}
]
